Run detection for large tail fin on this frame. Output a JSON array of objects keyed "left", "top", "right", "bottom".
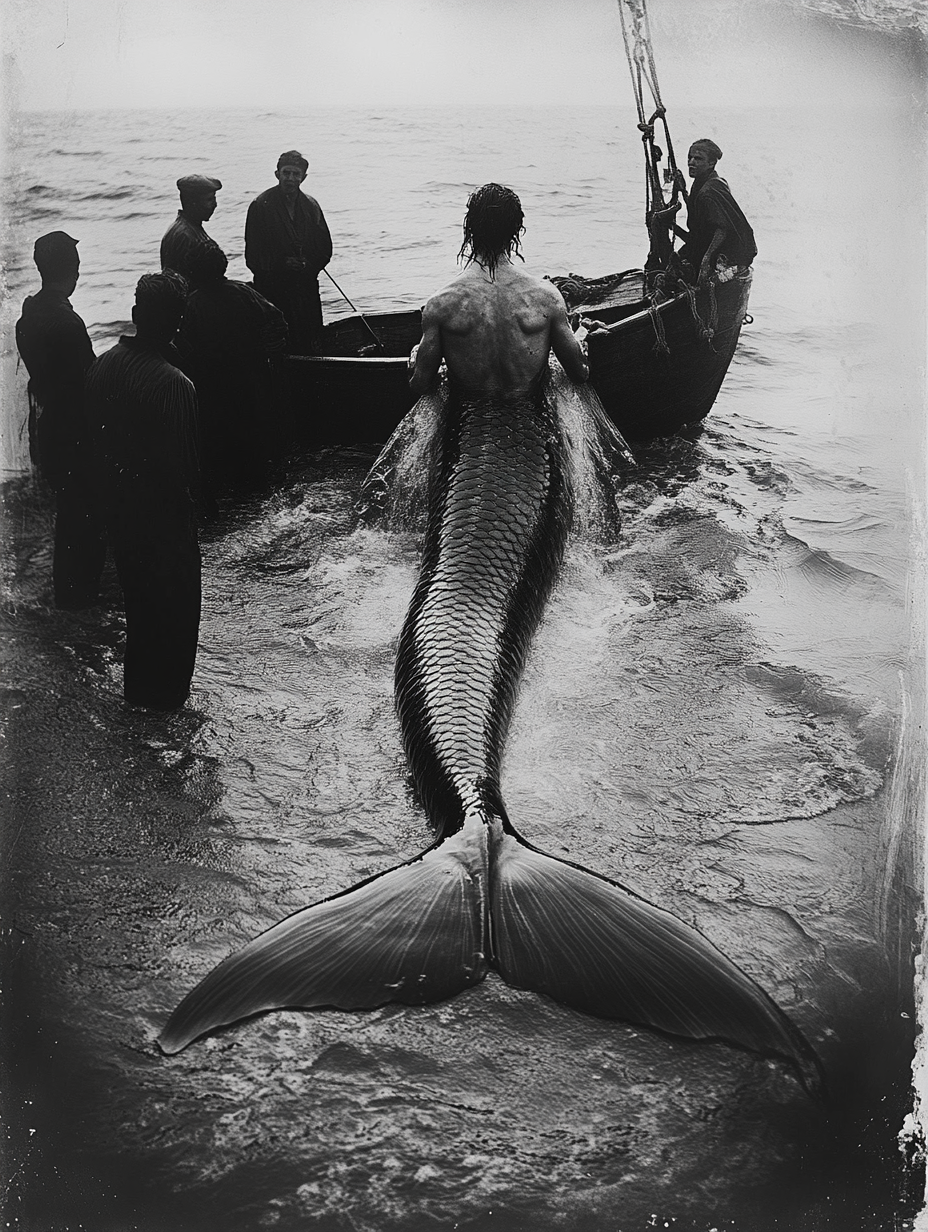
[
  {"left": 158, "top": 831, "right": 489, "bottom": 1054},
  {"left": 160, "top": 817, "right": 820, "bottom": 1089},
  {"left": 490, "top": 826, "right": 821, "bottom": 1089}
]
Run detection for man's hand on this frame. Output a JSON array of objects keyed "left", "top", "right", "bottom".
[
  {"left": 652, "top": 198, "right": 682, "bottom": 220},
  {"left": 285, "top": 256, "right": 306, "bottom": 271},
  {"left": 580, "top": 315, "right": 610, "bottom": 338}
]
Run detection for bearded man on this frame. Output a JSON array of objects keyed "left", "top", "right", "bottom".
[{"left": 244, "top": 150, "right": 333, "bottom": 354}]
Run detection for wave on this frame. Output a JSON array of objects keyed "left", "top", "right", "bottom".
[{"left": 75, "top": 187, "right": 138, "bottom": 201}]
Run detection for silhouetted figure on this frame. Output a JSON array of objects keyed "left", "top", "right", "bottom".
[
  {"left": 161, "top": 174, "right": 225, "bottom": 288},
  {"left": 15, "top": 231, "right": 107, "bottom": 608},
  {"left": 177, "top": 245, "right": 288, "bottom": 493},
  {"left": 86, "top": 272, "right": 202, "bottom": 710},
  {"left": 244, "top": 150, "right": 332, "bottom": 354}
]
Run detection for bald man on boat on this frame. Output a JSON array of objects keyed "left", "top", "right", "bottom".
[{"left": 409, "top": 183, "right": 589, "bottom": 398}]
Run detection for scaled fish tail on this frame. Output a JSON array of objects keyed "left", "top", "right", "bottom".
[{"left": 159, "top": 811, "right": 820, "bottom": 1091}]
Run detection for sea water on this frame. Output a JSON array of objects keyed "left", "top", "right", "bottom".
[{"left": 1, "top": 40, "right": 926, "bottom": 1232}]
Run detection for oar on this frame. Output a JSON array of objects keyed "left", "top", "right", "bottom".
[{"left": 322, "top": 269, "right": 384, "bottom": 351}]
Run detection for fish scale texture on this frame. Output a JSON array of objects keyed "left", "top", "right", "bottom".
[
  {"left": 160, "top": 376, "right": 820, "bottom": 1085},
  {"left": 395, "top": 383, "right": 573, "bottom": 836}
]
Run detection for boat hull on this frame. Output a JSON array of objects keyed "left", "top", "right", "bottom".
[
  {"left": 283, "top": 270, "right": 752, "bottom": 448},
  {"left": 283, "top": 309, "right": 420, "bottom": 448},
  {"left": 582, "top": 269, "right": 753, "bottom": 439}
]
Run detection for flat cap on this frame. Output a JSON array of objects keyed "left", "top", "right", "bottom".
[
  {"left": 176, "top": 174, "right": 222, "bottom": 194},
  {"left": 277, "top": 149, "right": 308, "bottom": 172},
  {"left": 33, "top": 230, "right": 79, "bottom": 262},
  {"left": 33, "top": 231, "right": 80, "bottom": 275}
]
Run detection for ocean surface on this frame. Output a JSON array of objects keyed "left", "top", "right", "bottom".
[{"left": 1, "top": 23, "right": 927, "bottom": 1232}]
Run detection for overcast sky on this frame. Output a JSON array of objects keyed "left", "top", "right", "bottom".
[{"left": 1, "top": 0, "right": 923, "bottom": 112}]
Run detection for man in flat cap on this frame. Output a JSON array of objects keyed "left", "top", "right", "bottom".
[
  {"left": 161, "top": 174, "right": 225, "bottom": 288},
  {"left": 86, "top": 271, "right": 203, "bottom": 710},
  {"left": 244, "top": 150, "right": 333, "bottom": 353},
  {"left": 15, "top": 231, "right": 107, "bottom": 608},
  {"left": 673, "top": 139, "right": 756, "bottom": 285}
]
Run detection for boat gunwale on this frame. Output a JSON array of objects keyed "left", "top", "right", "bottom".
[
  {"left": 286, "top": 353, "right": 411, "bottom": 367},
  {"left": 579, "top": 269, "right": 752, "bottom": 336}
]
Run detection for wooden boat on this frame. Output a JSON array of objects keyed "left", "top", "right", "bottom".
[
  {"left": 284, "top": 309, "right": 421, "bottom": 449},
  {"left": 284, "top": 265, "right": 752, "bottom": 446},
  {"left": 283, "top": 0, "right": 752, "bottom": 448},
  {"left": 566, "top": 266, "right": 753, "bottom": 440}
]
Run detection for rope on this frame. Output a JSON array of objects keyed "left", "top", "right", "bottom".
[
  {"left": 616, "top": 0, "right": 682, "bottom": 225},
  {"left": 648, "top": 304, "right": 670, "bottom": 356},
  {"left": 707, "top": 281, "right": 719, "bottom": 335},
  {"left": 683, "top": 285, "right": 717, "bottom": 351}
]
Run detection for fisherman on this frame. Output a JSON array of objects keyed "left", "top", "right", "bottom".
[
  {"left": 177, "top": 244, "right": 289, "bottom": 493},
  {"left": 85, "top": 272, "right": 202, "bottom": 711},
  {"left": 244, "top": 150, "right": 333, "bottom": 354},
  {"left": 15, "top": 231, "right": 107, "bottom": 608},
  {"left": 161, "top": 174, "right": 225, "bottom": 288},
  {"left": 408, "top": 183, "right": 589, "bottom": 398},
  {"left": 673, "top": 139, "right": 756, "bottom": 285}
]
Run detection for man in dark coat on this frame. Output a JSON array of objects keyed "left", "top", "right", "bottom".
[
  {"left": 244, "top": 150, "right": 332, "bottom": 354},
  {"left": 85, "top": 272, "right": 202, "bottom": 711},
  {"left": 161, "top": 173, "right": 225, "bottom": 288},
  {"left": 177, "top": 244, "right": 289, "bottom": 493},
  {"left": 674, "top": 139, "right": 757, "bottom": 285},
  {"left": 15, "top": 231, "right": 107, "bottom": 608}
]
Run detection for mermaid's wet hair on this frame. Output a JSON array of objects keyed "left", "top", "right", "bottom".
[{"left": 458, "top": 183, "right": 525, "bottom": 275}]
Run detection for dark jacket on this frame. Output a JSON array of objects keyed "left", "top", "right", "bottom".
[
  {"left": 161, "top": 211, "right": 225, "bottom": 286},
  {"left": 244, "top": 186, "right": 332, "bottom": 280},
  {"left": 15, "top": 288, "right": 96, "bottom": 483},
  {"left": 681, "top": 170, "right": 757, "bottom": 270},
  {"left": 86, "top": 335, "right": 201, "bottom": 506}
]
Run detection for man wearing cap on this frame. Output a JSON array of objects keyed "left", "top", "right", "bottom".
[
  {"left": 161, "top": 174, "right": 225, "bottom": 288},
  {"left": 86, "top": 271, "right": 203, "bottom": 710},
  {"left": 673, "top": 139, "right": 756, "bottom": 285},
  {"left": 244, "top": 150, "right": 332, "bottom": 353},
  {"left": 15, "top": 231, "right": 107, "bottom": 608}
]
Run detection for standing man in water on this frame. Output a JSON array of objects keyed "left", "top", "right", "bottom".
[
  {"left": 161, "top": 173, "right": 225, "bottom": 288},
  {"left": 244, "top": 150, "right": 333, "bottom": 354},
  {"left": 15, "top": 230, "right": 107, "bottom": 608},
  {"left": 673, "top": 139, "right": 756, "bottom": 286},
  {"left": 86, "top": 272, "right": 202, "bottom": 711},
  {"left": 408, "top": 183, "right": 589, "bottom": 398}
]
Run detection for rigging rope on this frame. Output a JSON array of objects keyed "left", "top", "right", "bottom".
[{"left": 616, "top": 0, "right": 683, "bottom": 222}]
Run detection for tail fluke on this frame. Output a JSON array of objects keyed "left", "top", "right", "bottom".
[
  {"left": 160, "top": 816, "right": 820, "bottom": 1089},
  {"left": 159, "top": 833, "right": 489, "bottom": 1055},
  {"left": 491, "top": 829, "right": 821, "bottom": 1088}
]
